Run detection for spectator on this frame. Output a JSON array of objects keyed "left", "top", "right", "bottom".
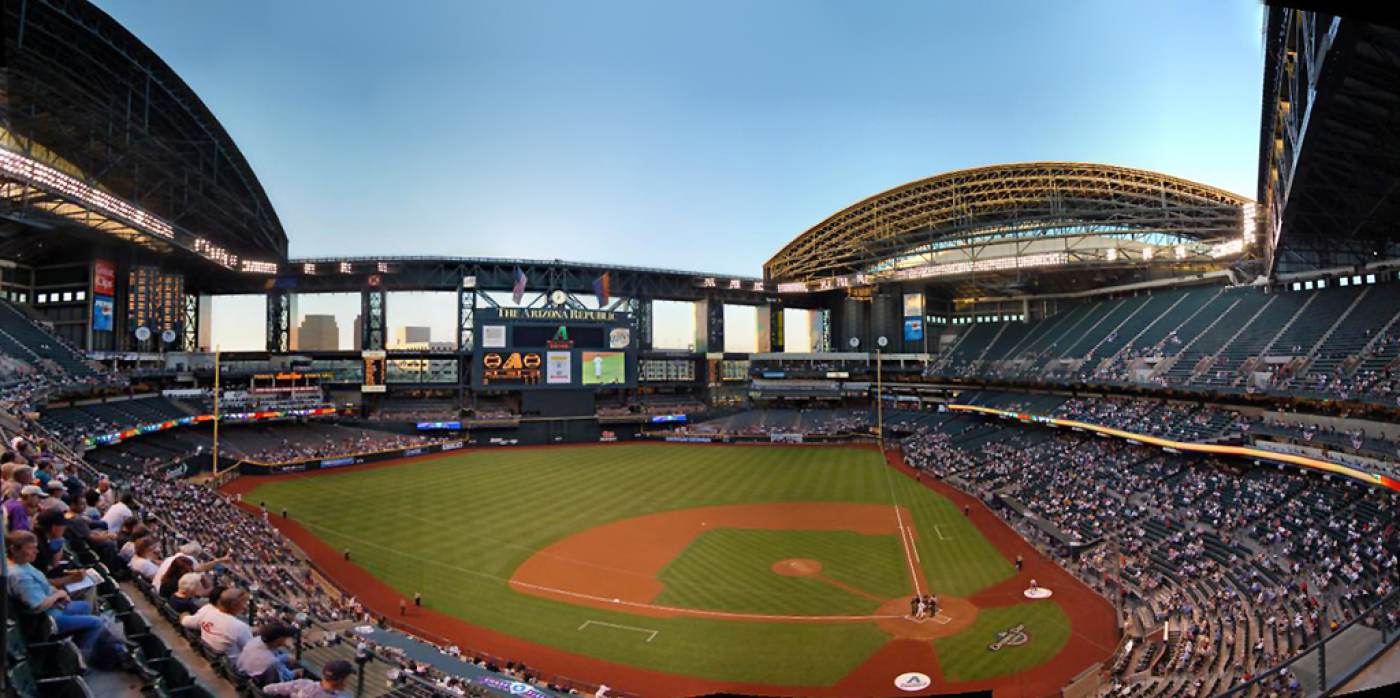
[
  {"left": 101, "top": 491, "right": 137, "bottom": 532},
  {"left": 167, "top": 571, "right": 211, "bottom": 615},
  {"left": 5, "top": 530, "right": 127, "bottom": 666},
  {"left": 238, "top": 622, "right": 301, "bottom": 685},
  {"left": 262, "top": 658, "right": 354, "bottom": 698},
  {"left": 128, "top": 537, "right": 162, "bottom": 581},
  {"left": 182, "top": 587, "right": 253, "bottom": 663}
]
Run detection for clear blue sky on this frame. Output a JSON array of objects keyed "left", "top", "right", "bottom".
[{"left": 95, "top": 0, "right": 1265, "bottom": 350}]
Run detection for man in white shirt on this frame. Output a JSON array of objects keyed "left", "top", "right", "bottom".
[
  {"left": 100, "top": 492, "right": 136, "bottom": 533},
  {"left": 94, "top": 478, "right": 115, "bottom": 510},
  {"left": 181, "top": 588, "right": 252, "bottom": 662}
]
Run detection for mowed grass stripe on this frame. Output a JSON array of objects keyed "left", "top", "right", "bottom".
[{"left": 246, "top": 444, "right": 1039, "bottom": 686}]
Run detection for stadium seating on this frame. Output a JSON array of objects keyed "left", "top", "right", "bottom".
[{"left": 0, "top": 301, "right": 97, "bottom": 378}]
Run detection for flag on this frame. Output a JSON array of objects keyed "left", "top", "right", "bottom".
[
  {"left": 592, "top": 272, "right": 611, "bottom": 307},
  {"left": 512, "top": 267, "right": 528, "bottom": 304}
]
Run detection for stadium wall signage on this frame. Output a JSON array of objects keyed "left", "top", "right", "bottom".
[
  {"left": 84, "top": 407, "right": 338, "bottom": 449},
  {"left": 947, "top": 404, "right": 1400, "bottom": 493},
  {"left": 495, "top": 308, "right": 618, "bottom": 322},
  {"left": 241, "top": 439, "right": 469, "bottom": 475}
]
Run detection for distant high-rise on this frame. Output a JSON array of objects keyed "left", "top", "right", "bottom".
[
  {"left": 296, "top": 315, "right": 339, "bottom": 351},
  {"left": 395, "top": 326, "right": 431, "bottom": 348},
  {"left": 352, "top": 315, "right": 362, "bottom": 351}
]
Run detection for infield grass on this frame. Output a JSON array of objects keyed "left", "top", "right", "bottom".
[{"left": 244, "top": 443, "right": 1069, "bottom": 687}]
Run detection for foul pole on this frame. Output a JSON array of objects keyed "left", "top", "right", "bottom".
[
  {"left": 876, "top": 348, "right": 883, "bottom": 448},
  {"left": 212, "top": 348, "right": 220, "bottom": 476}
]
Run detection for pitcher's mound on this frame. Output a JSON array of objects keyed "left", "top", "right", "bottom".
[
  {"left": 771, "top": 558, "right": 823, "bottom": 577},
  {"left": 875, "top": 596, "right": 979, "bottom": 640}
]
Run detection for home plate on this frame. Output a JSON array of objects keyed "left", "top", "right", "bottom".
[{"left": 1024, "top": 587, "right": 1053, "bottom": 599}]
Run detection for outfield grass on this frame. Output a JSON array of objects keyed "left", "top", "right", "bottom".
[{"left": 244, "top": 444, "right": 1057, "bottom": 686}]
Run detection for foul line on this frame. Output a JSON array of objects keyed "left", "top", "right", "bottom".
[
  {"left": 578, "top": 620, "right": 658, "bottom": 643},
  {"left": 882, "top": 466, "right": 923, "bottom": 597}
]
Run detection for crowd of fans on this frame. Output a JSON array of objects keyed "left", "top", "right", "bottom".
[
  {"left": 0, "top": 412, "right": 616, "bottom": 697},
  {"left": 231, "top": 426, "right": 446, "bottom": 464},
  {"left": 898, "top": 409, "right": 1400, "bottom": 696}
]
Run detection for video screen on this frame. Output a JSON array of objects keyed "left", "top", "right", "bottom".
[{"left": 581, "top": 351, "right": 626, "bottom": 385}]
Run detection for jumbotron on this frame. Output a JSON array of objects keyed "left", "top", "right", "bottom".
[{"left": 0, "top": 3, "right": 1396, "bottom": 698}]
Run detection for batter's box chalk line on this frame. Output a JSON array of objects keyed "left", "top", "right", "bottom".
[
  {"left": 934, "top": 525, "right": 954, "bottom": 540},
  {"left": 577, "top": 620, "right": 659, "bottom": 643},
  {"left": 906, "top": 612, "right": 952, "bottom": 625}
]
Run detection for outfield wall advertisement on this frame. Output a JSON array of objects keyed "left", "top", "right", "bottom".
[{"left": 243, "top": 439, "right": 468, "bottom": 475}]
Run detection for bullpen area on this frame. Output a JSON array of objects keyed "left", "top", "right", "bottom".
[{"left": 225, "top": 443, "right": 1117, "bottom": 697}]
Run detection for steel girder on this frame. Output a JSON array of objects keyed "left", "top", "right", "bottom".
[
  {"left": 1260, "top": 8, "right": 1400, "bottom": 275},
  {"left": 0, "top": 0, "right": 287, "bottom": 260},
  {"left": 764, "top": 162, "right": 1251, "bottom": 283},
  {"left": 251, "top": 257, "right": 771, "bottom": 305}
]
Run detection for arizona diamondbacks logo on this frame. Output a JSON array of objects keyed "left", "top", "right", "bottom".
[{"left": 988, "top": 623, "right": 1030, "bottom": 651}]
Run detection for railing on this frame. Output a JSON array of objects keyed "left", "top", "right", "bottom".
[{"left": 1215, "top": 588, "right": 1400, "bottom": 697}]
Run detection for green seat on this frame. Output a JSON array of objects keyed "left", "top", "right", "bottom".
[{"left": 6, "top": 659, "right": 93, "bottom": 698}]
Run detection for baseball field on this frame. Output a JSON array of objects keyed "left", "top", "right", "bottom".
[{"left": 226, "top": 443, "right": 1118, "bottom": 697}]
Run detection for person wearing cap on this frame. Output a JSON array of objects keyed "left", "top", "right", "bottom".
[
  {"left": 62, "top": 494, "right": 120, "bottom": 565},
  {"left": 41, "top": 480, "right": 68, "bottom": 513},
  {"left": 4, "top": 484, "right": 45, "bottom": 533},
  {"left": 262, "top": 658, "right": 353, "bottom": 698},
  {"left": 33, "top": 509, "right": 83, "bottom": 584},
  {"left": 237, "top": 622, "right": 301, "bottom": 686}
]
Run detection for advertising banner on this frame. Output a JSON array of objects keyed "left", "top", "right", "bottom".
[
  {"left": 903, "top": 292, "right": 924, "bottom": 317},
  {"left": 92, "top": 295, "right": 114, "bottom": 332},
  {"left": 903, "top": 318, "right": 924, "bottom": 342},
  {"left": 546, "top": 351, "right": 572, "bottom": 384},
  {"left": 93, "top": 259, "right": 116, "bottom": 296}
]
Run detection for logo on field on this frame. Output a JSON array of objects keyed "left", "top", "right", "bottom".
[
  {"left": 988, "top": 623, "right": 1030, "bottom": 651},
  {"left": 894, "top": 672, "right": 932, "bottom": 691}
]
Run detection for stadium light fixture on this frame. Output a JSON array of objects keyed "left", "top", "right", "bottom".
[
  {"left": 339, "top": 262, "right": 353, "bottom": 274},
  {"left": 241, "top": 260, "right": 278, "bottom": 274},
  {"left": 0, "top": 148, "right": 175, "bottom": 239},
  {"left": 303, "top": 263, "right": 317, "bottom": 275}
]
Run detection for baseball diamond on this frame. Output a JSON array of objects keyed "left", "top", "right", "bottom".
[{"left": 225, "top": 443, "right": 1118, "bottom": 696}]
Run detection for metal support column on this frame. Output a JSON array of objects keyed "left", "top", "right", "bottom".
[
  {"left": 361, "top": 289, "right": 385, "bottom": 351},
  {"left": 627, "top": 298, "right": 653, "bottom": 350},
  {"left": 694, "top": 297, "right": 724, "bottom": 353},
  {"left": 266, "top": 289, "right": 291, "bottom": 353},
  {"left": 814, "top": 309, "right": 831, "bottom": 352},
  {"left": 183, "top": 293, "right": 199, "bottom": 352}
]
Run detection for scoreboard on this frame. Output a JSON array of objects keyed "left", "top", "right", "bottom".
[{"left": 474, "top": 308, "right": 635, "bottom": 390}]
